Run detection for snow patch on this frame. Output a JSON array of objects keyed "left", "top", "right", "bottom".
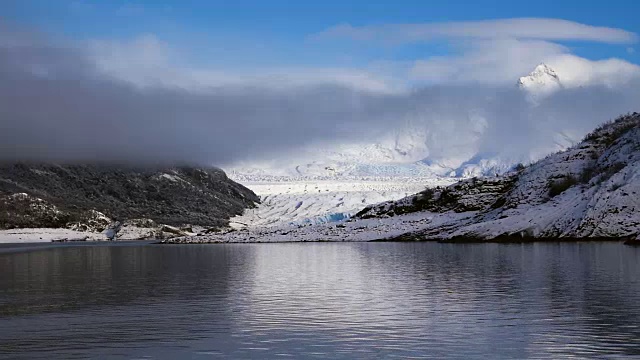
[{"left": 0, "top": 228, "right": 106, "bottom": 243}]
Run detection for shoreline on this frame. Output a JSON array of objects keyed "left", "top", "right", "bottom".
[
  {"left": 3, "top": 224, "right": 638, "bottom": 246},
  {"left": 160, "top": 235, "right": 637, "bottom": 245},
  {"left": 376, "top": 233, "right": 637, "bottom": 244},
  {"left": 0, "top": 234, "right": 635, "bottom": 247}
]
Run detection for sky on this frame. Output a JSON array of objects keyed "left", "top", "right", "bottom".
[
  {"left": 1, "top": 0, "right": 639, "bottom": 167},
  {"left": 6, "top": 0, "right": 638, "bottom": 67}
]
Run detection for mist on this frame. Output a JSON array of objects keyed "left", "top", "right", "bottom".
[{"left": 1, "top": 25, "right": 638, "bottom": 167}]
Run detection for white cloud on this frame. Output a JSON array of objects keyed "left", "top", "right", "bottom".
[
  {"left": 410, "top": 39, "right": 568, "bottom": 85},
  {"left": 89, "top": 34, "right": 169, "bottom": 71},
  {"left": 547, "top": 55, "right": 640, "bottom": 87},
  {"left": 87, "top": 34, "right": 399, "bottom": 93},
  {"left": 85, "top": 17, "right": 640, "bottom": 93},
  {"left": 313, "top": 18, "right": 640, "bottom": 89},
  {"left": 408, "top": 38, "right": 640, "bottom": 87},
  {"left": 2, "top": 23, "right": 640, "bottom": 169},
  {"left": 317, "top": 18, "right": 638, "bottom": 44}
]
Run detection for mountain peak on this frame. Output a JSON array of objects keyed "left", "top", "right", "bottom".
[
  {"left": 518, "top": 63, "right": 563, "bottom": 97},
  {"left": 518, "top": 63, "right": 561, "bottom": 86},
  {"left": 532, "top": 63, "right": 558, "bottom": 77}
]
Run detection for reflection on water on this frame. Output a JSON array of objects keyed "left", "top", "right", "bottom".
[{"left": 0, "top": 242, "right": 639, "bottom": 359}]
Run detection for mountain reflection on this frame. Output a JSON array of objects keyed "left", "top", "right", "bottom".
[{"left": 0, "top": 242, "right": 639, "bottom": 359}]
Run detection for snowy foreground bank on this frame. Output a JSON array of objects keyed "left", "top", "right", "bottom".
[
  {"left": 162, "top": 206, "right": 640, "bottom": 244},
  {"left": 0, "top": 228, "right": 105, "bottom": 243},
  {"left": 0, "top": 224, "right": 193, "bottom": 244},
  {"left": 164, "top": 211, "right": 475, "bottom": 244}
]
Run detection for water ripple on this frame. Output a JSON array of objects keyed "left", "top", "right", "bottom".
[{"left": 0, "top": 242, "right": 639, "bottom": 359}]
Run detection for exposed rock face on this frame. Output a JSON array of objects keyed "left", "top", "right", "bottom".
[
  {"left": 0, "top": 165, "right": 259, "bottom": 231},
  {"left": 357, "top": 113, "right": 640, "bottom": 240},
  {"left": 356, "top": 175, "right": 517, "bottom": 218}
]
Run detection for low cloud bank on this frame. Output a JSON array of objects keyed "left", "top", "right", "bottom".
[{"left": 0, "top": 25, "right": 639, "bottom": 168}]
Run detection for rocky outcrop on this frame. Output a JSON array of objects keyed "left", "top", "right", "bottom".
[
  {"left": 0, "top": 165, "right": 259, "bottom": 232},
  {"left": 356, "top": 175, "right": 517, "bottom": 218}
]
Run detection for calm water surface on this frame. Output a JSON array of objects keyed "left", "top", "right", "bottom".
[{"left": 0, "top": 241, "right": 639, "bottom": 359}]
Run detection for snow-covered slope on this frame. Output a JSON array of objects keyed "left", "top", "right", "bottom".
[
  {"left": 228, "top": 115, "right": 495, "bottom": 179},
  {"left": 213, "top": 63, "right": 615, "bottom": 233},
  {"left": 358, "top": 112, "right": 640, "bottom": 240},
  {"left": 228, "top": 176, "right": 455, "bottom": 228},
  {"left": 172, "top": 112, "right": 640, "bottom": 243}
]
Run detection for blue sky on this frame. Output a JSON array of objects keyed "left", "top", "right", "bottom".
[{"left": 5, "top": 0, "right": 639, "bottom": 71}]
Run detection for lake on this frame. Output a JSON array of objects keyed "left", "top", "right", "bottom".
[{"left": 1, "top": 241, "right": 639, "bottom": 359}]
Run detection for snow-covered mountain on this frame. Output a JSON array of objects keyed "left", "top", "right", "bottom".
[
  {"left": 227, "top": 112, "right": 492, "bottom": 179},
  {"left": 228, "top": 121, "right": 439, "bottom": 178},
  {"left": 172, "top": 112, "right": 640, "bottom": 243},
  {"left": 517, "top": 63, "right": 563, "bottom": 98},
  {"left": 218, "top": 63, "right": 593, "bottom": 230},
  {"left": 356, "top": 112, "right": 640, "bottom": 240},
  {"left": 229, "top": 63, "right": 577, "bottom": 181}
]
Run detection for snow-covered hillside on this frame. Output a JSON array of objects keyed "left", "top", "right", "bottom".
[
  {"left": 170, "top": 112, "right": 640, "bottom": 243},
  {"left": 354, "top": 112, "right": 640, "bottom": 240}
]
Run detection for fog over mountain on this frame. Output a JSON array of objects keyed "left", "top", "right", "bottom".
[{"left": 0, "top": 21, "right": 639, "bottom": 169}]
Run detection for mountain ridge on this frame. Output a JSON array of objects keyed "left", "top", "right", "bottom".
[{"left": 0, "top": 164, "right": 259, "bottom": 234}]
